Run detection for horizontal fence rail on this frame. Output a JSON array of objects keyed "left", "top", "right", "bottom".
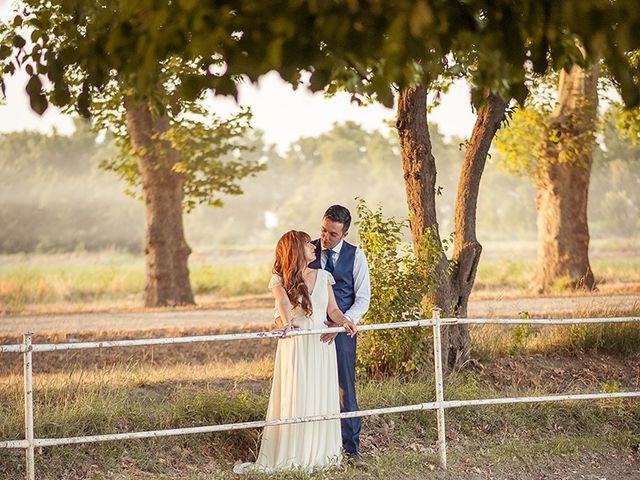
[
  {"left": 1, "top": 312, "right": 639, "bottom": 479},
  {"left": 1, "top": 316, "right": 638, "bottom": 354}
]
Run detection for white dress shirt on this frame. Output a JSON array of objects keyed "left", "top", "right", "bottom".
[{"left": 320, "top": 240, "right": 371, "bottom": 324}]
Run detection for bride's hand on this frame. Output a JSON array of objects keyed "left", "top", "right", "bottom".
[{"left": 273, "top": 322, "right": 299, "bottom": 339}]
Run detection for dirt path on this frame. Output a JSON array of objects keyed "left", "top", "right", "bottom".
[{"left": 0, "top": 294, "right": 638, "bottom": 335}]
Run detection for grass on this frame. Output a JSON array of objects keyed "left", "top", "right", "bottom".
[
  {"left": 0, "top": 251, "right": 272, "bottom": 312},
  {"left": 1, "top": 363, "right": 638, "bottom": 479},
  {"left": 474, "top": 258, "right": 640, "bottom": 292},
  {"left": 0, "top": 324, "right": 639, "bottom": 478},
  {"left": 474, "top": 259, "right": 533, "bottom": 290},
  {"left": 471, "top": 306, "right": 640, "bottom": 360},
  {"left": 1, "top": 249, "right": 638, "bottom": 313},
  {"left": 0, "top": 243, "right": 638, "bottom": 476}
]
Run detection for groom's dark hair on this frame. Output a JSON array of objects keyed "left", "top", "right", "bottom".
[{"left": 324, "top": 205, "right": 351, "bottom": 232}]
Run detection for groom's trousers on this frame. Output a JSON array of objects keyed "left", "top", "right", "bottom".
[{"left": 335, "top": 331, "right": 360, "bottom": 457}]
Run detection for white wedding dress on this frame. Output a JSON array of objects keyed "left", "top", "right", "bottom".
[{"left": 234, "top": 269, "right": 342, "bottom": 473}]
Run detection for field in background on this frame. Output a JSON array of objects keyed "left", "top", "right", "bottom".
[{"left": 1, "top": 238, "right": 639, "bottom": 315}]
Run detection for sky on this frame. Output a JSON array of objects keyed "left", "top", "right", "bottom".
[{"left": 0, "top": 0, "right": 478, "bottom": 150}]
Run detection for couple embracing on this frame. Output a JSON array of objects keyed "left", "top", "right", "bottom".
[{"left": 234, "top": 205, "right": 371, "bottom": 474}]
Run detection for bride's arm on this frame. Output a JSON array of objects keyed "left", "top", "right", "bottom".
[
  {"left": 327, "top": 286, "right": 357, "bottom": 337},
  {"left": 272, "top": 285, "right": 294, "bottom": 328}
]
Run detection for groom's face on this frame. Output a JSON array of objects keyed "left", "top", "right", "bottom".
[{"left": 320, "top": 217, "right": 347, "bottom": 250}]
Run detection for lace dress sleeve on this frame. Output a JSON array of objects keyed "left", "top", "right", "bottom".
[{"left": 268, "top": 274, "right": 283, "bottom": 290}]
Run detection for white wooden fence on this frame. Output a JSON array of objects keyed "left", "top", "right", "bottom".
[{"left": 1, "top": 309, "right": 639, "bottom": 480}]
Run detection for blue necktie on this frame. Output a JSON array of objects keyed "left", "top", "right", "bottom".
[{"left": 324, "top": 249, "right": 335, "bottom": 274}]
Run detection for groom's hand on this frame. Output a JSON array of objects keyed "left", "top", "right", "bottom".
[{"left": 320, "top": 320, "right": 340, "bottom": 344}]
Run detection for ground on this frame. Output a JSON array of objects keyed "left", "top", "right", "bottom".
[
  {"left": 1, "top": 293, "right": 638, "bottom": 335},
  {"left": 1, "top": 294, "right": 639, "bottom": 479}
]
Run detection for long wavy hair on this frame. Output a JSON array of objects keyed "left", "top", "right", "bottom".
[{"left": 273, "top": 230, "right": 313, "bottom": 317}]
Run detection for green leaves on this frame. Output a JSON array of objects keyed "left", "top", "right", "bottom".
[
  {"left": 25, "top": 75, "right": 48, "bottom": 115},
  {"left": 0, "top": 45, "right": 11, "bottom": 60},
  {"left": 161, "top": 107, "right": 265, "bottom": 212},
  {"left": 77, "top": 84, "right": 91, "bottom": 119},
  {"left": 356, "top": 199, "right": 439, "bottom": 378},
  {"left": 11, "top": 34, "right": 26, "bottom": 49},
  {"left": 178, "top": 74, "right": 211, "bottom": 102},
  {"left": 3, "top": 0, "right": 640, "bottom": 116}
]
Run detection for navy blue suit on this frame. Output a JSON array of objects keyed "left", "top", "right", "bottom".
[{"left": 310, "top": 239, "right": 361, "bottom": 457}]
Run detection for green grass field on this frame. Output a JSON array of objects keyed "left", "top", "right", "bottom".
[
  {"left": 1, "top": 239, "right": 638, "bottom": 313},
  {"left": 0, "top": 251, "right": 273, "bottom": 312}
]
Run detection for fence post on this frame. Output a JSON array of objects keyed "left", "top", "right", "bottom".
[
  {"left": 431, "top": 308, "right": 447, "bottom": 469},
  {"left": 23, "top": 332, "right": 35, "bottom": 480}
]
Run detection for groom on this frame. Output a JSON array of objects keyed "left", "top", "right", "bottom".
[{"left": 311, "top": 205, "right": 371, "bottom": 462}]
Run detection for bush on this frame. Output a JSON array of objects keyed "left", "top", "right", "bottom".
[{"left": 355, "top": 199, "right": 440, "bottom": 378}]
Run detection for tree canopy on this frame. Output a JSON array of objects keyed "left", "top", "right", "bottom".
[{"left": 2, "top": 0, "right": 640, "bottom": 116}]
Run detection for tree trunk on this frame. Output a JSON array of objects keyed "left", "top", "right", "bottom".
[
  {"left": 448, "top": 92, "right": 507, "bottom": 368},
  {"left": 533, "top": 63, "right": 599, "bottom": 292},
  {"left": 397, "top": 86, "right": 506, "bottom": 370},
  {"left": 396, "top": 86, "right": 453, "bottom": 367},
  {"left": 124, "top": 97, "right": 195, "bottom": 307}
]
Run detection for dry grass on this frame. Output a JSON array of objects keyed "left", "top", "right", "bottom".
[
  {"left": 0, "top": 251, "right": 272, "bottom": 314},
  {"left": 0, "top": 357, "right": 274, "bottom": 392},
  {"left": 1, "top": 258, "right": 639, "bottom": 478},
  {"left": 471, "top": 305, "right": 640, "bottom": 360},
  {"left": 1, "top": 243, "right": 639, "bottom": 315},
  {"left": 1, "top": 359, "right": 638, "bottom": 479}
]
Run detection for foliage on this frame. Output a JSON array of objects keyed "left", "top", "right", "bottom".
[
  {"left": 609, "top": 51, "right": 640, "bottom": 144},
  {"left": 2, "top": 0, "right": 640, "bottom": 117},
  {"left": 568, "top": 322, "right": 640, "bottom": 355},
  {"left": 2, "top": 118, "right": 638, "bottom": 255},
  {"left": 0, "top": 122, "right": 145, "bottom": 253},
  {"left": 590, "top": 109, "right": 640, "bottom": 236},
  {"left": 1, "top": 116, "right": 637, "bottom": 255},
  {"left": 495, "top": 101, "right": 640, "bottom": 237},
  {"left": 508, "top": 325, "right": 531, "bottom": 355},
  {"left": 495, "top": 70, "right": 598, "bottom": 179},
  {"left": 355, "top": 199, "right": 440, "bottom": 378},
  {"left": 0, "top": 4, "right": 265, "bottom": 214},
  {"left": 612, "top": 105, "right": 640, "bottom": 146},
  {"left": 495, "top": 105, "right": 549, "bottom": 176},
  {"left": 95, "top": 86, "right": 264, "bottom": 211},
  {"left": 472, "top": 308, "right": 640, "bottom": 360}
]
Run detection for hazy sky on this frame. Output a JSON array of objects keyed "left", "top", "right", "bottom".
[{"left": 0, "top": 0, "right": 477, "bottom": 150}]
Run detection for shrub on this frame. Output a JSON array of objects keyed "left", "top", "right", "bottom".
[{"left": 355, "top": 199, "right": 440, "bottom": 378}]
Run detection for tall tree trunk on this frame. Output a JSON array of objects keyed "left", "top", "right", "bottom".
[
  {"left": 448, "top": 92, "right": 507, "bottom": 368},
  {"left": 396, "top": 85, "right": 451, "bottom": 301},
  {"left": 124, "top": 97, "right": 195, "bottom": 307},
  {"left": 396, "top": 86, "right": 453, "bottom": 367},
  {"left": 533, "top": 63, "right": 599, "bottom": 292},
  {"left": 397, "top": 86, "right": 506, "bottom": 370}
]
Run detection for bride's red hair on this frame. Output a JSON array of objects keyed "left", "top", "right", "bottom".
[{"left": 273, "top": 230, "right": 313, "bottom": 317}]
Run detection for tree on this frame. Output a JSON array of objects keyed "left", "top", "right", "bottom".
[
  {"left": 0, "top": 120, "right": 143, "bottom": 253},
  {"left": 496, "top": 56, "right": 599, "bottom": 292},
  {"left": 534, "top": 62, "right": 599, "bottom": 292},
  {"left": 310, "top": 2, "right": 639, "bottom": 369},
  {"left": 590, "top": 108, "right": 640, "bottom": 238},
  {"left": 1, "top": 3, "right": 264, "bottom": 306},
  {"left": 396, "top": 86, "right": 507, "bottom": 368}
]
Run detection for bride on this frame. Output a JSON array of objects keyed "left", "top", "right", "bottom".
[{"left": 234, "top": 230, "right": 357, "bottom": 474}]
